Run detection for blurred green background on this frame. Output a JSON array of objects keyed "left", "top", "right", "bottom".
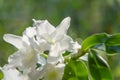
[{"left": 0, "top": 0, "right": 120, "bottom": 79}]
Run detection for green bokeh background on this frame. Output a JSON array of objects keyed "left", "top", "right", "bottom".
[{"left": 0, "top": 0, "right": 120, "bottom": 79}]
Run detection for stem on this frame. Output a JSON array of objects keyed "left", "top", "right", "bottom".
[{"left": 71, "top": 49, "right": 86, "bottom": 60}]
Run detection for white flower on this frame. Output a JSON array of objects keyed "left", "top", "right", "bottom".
[
  {"left": 39, "top": 50, "right": 65, "bottom": 80},
  {"left": 3, "top": 27, "right": 36, "bottom": 50},
  {"left": 33, "top": 17, "right": 70, "bottom": 45},
  {"left": 0, "top": 65, "right": 30, "bottom": 80},
  {"left": 3, "top": 27, "right": 39, "bottom": 73},
  {"left": 33, "top": 17, "right": 80, "bottom": 62},
  {"left": 1, "top": 17, "right": 82, "bottom": 80},
  {"left": 33, "top": 17, "right": 81, "bottom": 80},
  {"left": 3, "top": 28, "right": 44, "bottom": 80},
  {"left": 8, "top": 47, "right": 38, "bottom": 73},
  {"left": 39, "top": 63, "right": 65, "bottom": 80}
]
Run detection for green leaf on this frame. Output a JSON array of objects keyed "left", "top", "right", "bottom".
[
  {"left": 82, "top": 33, "right": 120, "bottom": 54},
  {"left": 62, "top": 60, "right": 88, "bottom": 80},
  {"left": 106, "top": 33, "right": 120, "bottom": 46},
  {"left": 93, "top": 44, "right": 120, "bottom": 54},
  {"left": 106, "top": 46, "right": 120, "bottom": 53},
  {"left": 81, "top": 33, "right": 108, "bottom": 51},
  {"left": 105, "top": 34, "right": 120, "bottom": 53},
  {"left": 88, "top": 49, "right": 113, "bottom": 80}
]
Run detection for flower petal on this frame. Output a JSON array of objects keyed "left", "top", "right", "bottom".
[
  {"left": 33, "top": 19, "right": 55, "bottom": 35},
  {"left": 40, "top": 63, "right": 65, "bottom": 80},
  {"left": 8, "top": 47, "right": 38, "bottom": 73},
  {"left": 56, "top": 17, "right": 71, "bottom": 34},
  {"left": 3, "top": 34, "right": 23, "bottom": 49},
  {"left": 59, "top": 35, "right": 73, "bottom": 51},
  {"left": 23, "top": 27, "right": 36, "bottom": 38},
  {"left": 47, "top": 43, "right": 61, "bottom": 64},
  {"left": 51, "top": 17, "right": 71, "bottom": 42},
  {"left": 1, "top": 65, "right": 29, "bottom": 80}
]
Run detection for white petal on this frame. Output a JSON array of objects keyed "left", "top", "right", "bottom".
[
  {"left": 50, "top": 43, "right": 61, "bottom": 57},
  {"left": 40, "top": 33, "right": 53, "bottom": 44},
  {"left": 23, "top": 27, "right": 36, "bottom": 38},
  {"left": 38, "top": 39, "right": 51, "bottom": 51},
  {"left": 56, "top": 63, "right": 65, "bottom": 68},
  {"left": 34, "top": 19, "right": 55, "bottom": 35},
  {"left": 56, "top": 17, "right": 71, "bottom": 34},
  {"left": 8, "top": 47, "right": 38, "bottom": 73},
  {"left": 71, "top": 41, "right": 81, "bottom": 53},
  {"left": 47, "top": 43, "right": 65, "bottom": 64},
  {"left": 47, "top": 56, "right": 60, "bottom": 64},
  {"left": 22, "top": 35, "right": 30, "bottom": 47},
  {"left": 59, "top": 35, "right": 73, "bottom": 51},
  {"left": 1, "top": 65, "right": 29, "bottom": 80},
  {"left": 51, "top": 17, "right": 71, "bottom": 42},
  {"left": 51, "top": 33, "right": 64, "bottom": 43},
  {"left": 3, "top": 34, "right": 23, "bottom": 49},
  {"left": 8, "top": 50, "right": 22, "bottom": 68},
  {"left": 28, "top": 68, "right": 41, "bottom": 80},
  {"left": 55, "top": 63, "right": 65, "bottom": 80},
  {"left": 40, "top": 63, "right": 65, "bottom": 80}
]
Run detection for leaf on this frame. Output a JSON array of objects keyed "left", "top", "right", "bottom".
[
  {"left": 106, "top": 33, "right": 120, "bottom": 46},
  {"left": 88, "top": 49, "right": 113, "bottom": 80},
  {"left": 93, "top": 44, "right": 120, "bottom": 54},
  {"left": 105, "top": 33, "right": 120, "bottom": 53},
  {"left": 81, "top": 33, "right": 108, "bottom": 51},
  {"left": 62, "top": 60, "right": 88, "bottom": 80},
  {"left": 82, "top": 33, "right": 120, "bottom": 54},
  {"left": 106, "top": 46, "right": 120, "bottom": 53}
]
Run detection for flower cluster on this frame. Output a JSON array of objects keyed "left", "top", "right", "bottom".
[{"left": 0, "top": 17, "right": 81, "bottom": 80}]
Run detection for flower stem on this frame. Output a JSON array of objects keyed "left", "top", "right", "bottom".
[{"left": 71, "top": 49, "right": 86, "bottom": 60}]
